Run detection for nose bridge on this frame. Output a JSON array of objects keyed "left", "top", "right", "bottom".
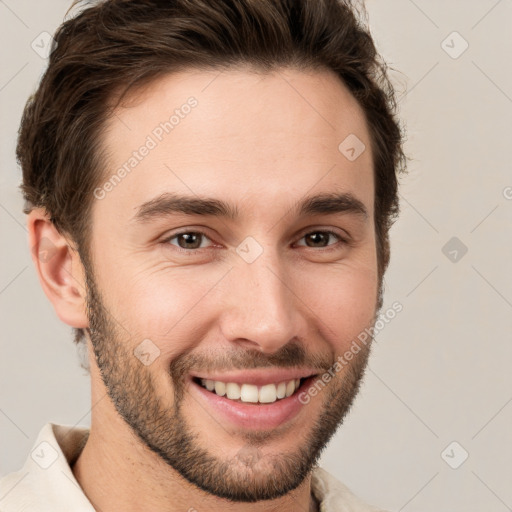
[{"left": 219, "top": 244, "right": 301, "bottom": 352}]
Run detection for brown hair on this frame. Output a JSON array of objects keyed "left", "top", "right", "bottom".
[{"left": 17, "top": 0, "right": 407, "bottom": 345}]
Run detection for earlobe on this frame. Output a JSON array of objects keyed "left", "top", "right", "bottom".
[{"left": 27, "top": 208, "right": 89, "bottom": 329}]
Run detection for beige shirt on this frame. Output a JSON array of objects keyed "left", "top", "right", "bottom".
[{"left": 0, "top": 423, "right": 387, "bottom": 511}]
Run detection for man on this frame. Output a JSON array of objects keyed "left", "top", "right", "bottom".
[{"left": 0, "top": 0, "right": 406, "bottom": 510}]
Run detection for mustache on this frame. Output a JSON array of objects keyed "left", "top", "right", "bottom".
[{"left": 169, "top": 340, "right": 333, "bottom": 382}]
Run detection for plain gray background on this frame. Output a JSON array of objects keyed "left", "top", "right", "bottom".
[{"left": 1, "top": 1, "right": 511, "bottom": 510}]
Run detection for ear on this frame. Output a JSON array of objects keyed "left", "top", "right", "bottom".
[{"left": 27, "top": 208, "right": 89, "bottom": 329}]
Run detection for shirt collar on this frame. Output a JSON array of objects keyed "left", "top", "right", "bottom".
[{"left": 0, "top": 423, "right": 383, "bottom": 512}]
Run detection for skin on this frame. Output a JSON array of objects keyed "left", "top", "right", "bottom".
[{"left": 28, "top": 67, "right": 379, "bottom": 512}]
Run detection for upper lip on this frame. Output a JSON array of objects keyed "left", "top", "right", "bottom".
[{"left": 189, "top": 369, "right": 319, "bottom": 387}]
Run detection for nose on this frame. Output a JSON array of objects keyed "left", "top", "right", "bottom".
[{"left": 218, "top": 248, "right": 304, "bottom": 354}]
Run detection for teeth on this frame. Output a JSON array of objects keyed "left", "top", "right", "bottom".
[
  {"left": 259, "top": 383, "right": 277, "bottom": 403},
  {"left": 276, "top": 382, "right": 286, "bottom": 399},
  {"left": 214, "top": 381, "right": 226, "bottom": 396},
  {"left": 199, "top": 377, "right": 303, "bottom": 403},
  {"left": 241, "top": 384, "right": 259, "bottom": 403},
  {"left": 226, "top": 382, "right": 241, "bottom": 400},
  {"left": 285, "top": 380, "right": 295, "bottom": 397}
]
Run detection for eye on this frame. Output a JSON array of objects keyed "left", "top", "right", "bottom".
[
  {"left": 295, "top": 230, "right": 346, "bottom": 250},
  {"left": 162, "top": 228, "right": 348, "bottom": 254},
  {"left": 164, "top": 231, "right": 214, "bottom": 251}
]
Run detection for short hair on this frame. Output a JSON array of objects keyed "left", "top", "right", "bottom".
[{"left": 17, "top": 0, "right": 407, "bottom": 346}]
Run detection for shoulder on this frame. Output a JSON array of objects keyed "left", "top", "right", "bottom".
[{"left": 0, "top": 423, "right": 93, "bottom": 512}]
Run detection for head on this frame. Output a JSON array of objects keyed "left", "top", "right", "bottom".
[{"left": 19, "top": 0, "right": 406, "bottom": 504}]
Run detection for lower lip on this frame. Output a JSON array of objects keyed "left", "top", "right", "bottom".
[{"left": 189, "top": 376, "right": 317, "bottom": 430}]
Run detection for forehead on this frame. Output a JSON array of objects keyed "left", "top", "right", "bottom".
[{"left": 98, "top": 67, "right": 374, "bottom": 223}]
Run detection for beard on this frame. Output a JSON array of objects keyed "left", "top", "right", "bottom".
[{"left": 82, "top": 258, "right": 376, "bottom": 503}]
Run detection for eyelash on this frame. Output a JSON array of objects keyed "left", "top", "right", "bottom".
[{"left": 161, "top": 229, "right": 349, "bottom": 255}]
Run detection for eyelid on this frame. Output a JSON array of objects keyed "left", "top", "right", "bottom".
[
  {"left": 295, "top": 226, "right": 350, "bottom": 242},
  {"left": 161, "top": 226, "right": 350, "bottom": 253},
  {"left": 162, "top": 228, "right": 216, "bottom": 250},
  {"left": 294, "top": 229, "right": 347, "bottom": 248}
]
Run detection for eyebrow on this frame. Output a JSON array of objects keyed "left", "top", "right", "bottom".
[{"left": 131, "top": 191, "right": 369, "bottom": 224}]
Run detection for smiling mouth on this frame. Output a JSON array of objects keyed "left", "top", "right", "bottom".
[{"left": 191, "top": 375, "right": 316, "bottom": 405}]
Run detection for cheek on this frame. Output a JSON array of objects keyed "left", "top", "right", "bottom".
[
  {"left": 96, "top": 239, "right": 378, "bottom": 360},
  {"left": 293, "top": 261, "right": 378, "bottom": 351},
  {"left": 111, "top": 265, "right": 228, "bottom": 349}
]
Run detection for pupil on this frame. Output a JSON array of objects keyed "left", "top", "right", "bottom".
[
  {"left": 180, "top": 233, "right": 200, "bottom": 249},
  {"left": 307, "top": 232, "right": 327, "bottom": 247}
]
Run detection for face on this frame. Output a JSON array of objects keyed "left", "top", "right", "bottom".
[{"left": 84, "top": 67, "right": 379, "bottom": 502}]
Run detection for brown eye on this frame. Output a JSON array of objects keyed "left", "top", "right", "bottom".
[
  {"left": 165, "top": 231, "right": 212, "bottom": 250},
  {"left": 297, "top": 231, "right": 344, "bottom": 249}
]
